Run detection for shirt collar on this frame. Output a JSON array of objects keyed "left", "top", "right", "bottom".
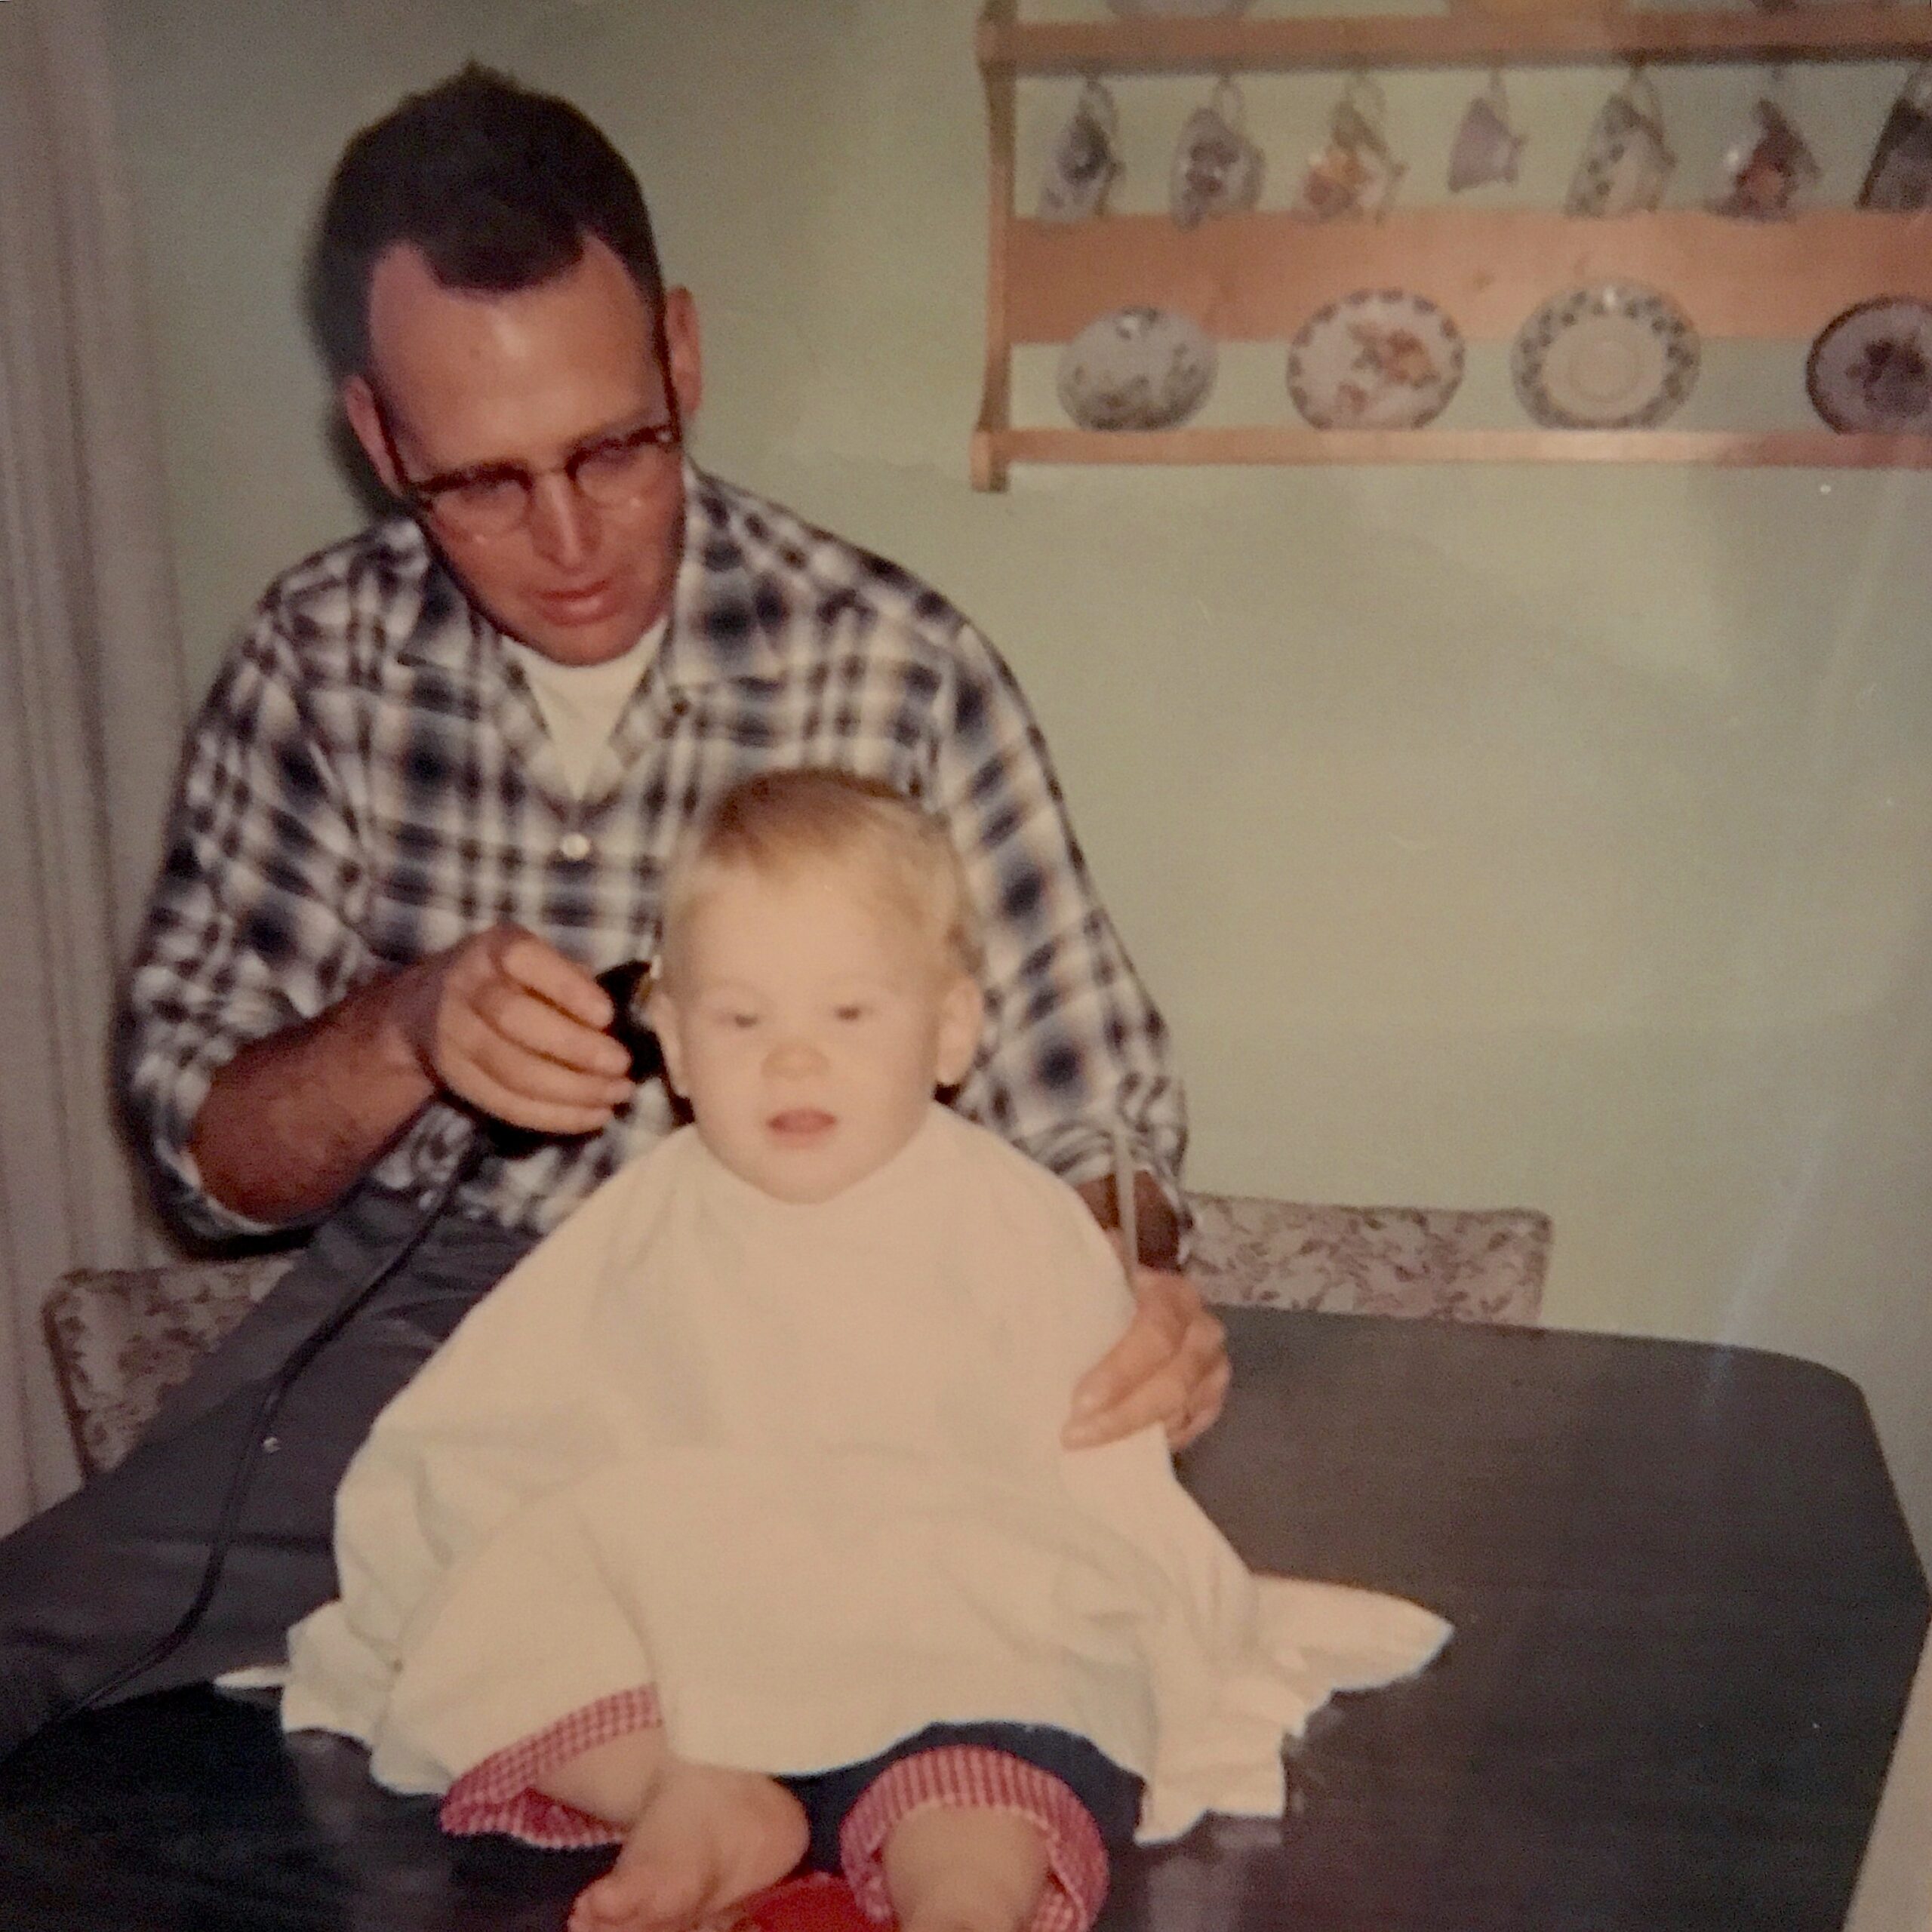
[
  {"left": 393, "top": 463, "right": 789, "bottom": 689},
  {"left": 657, "top": 462, "right": 789, "bottom": 691},
  {"left": 389, "top": 516, "right": 490, "bottom": 678}
]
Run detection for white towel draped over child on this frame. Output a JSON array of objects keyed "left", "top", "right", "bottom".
[{"left": 282, "top": 1105, "right": 1450, "bottom": 1842}]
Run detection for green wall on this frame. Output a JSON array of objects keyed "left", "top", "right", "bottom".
[{"left": 107, "top": 0, "right": 1932, "bottom": 1555}]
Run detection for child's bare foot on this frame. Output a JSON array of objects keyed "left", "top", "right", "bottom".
[{"left": 567, "top": 1762, "right": 808, "bottom": 1932}]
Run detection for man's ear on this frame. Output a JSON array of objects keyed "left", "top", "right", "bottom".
[
  {"left": 934, "top": 975, "right": 985, "bottom": 1090},
  {"left": 661, "top": 286, "right": 703, "bottom": 426},
  {"left": 340, "top": 374, "right": 404, "bottom": 497},
  {"left": 646, "top": 987, "right": 688, "bottom": 1098}
]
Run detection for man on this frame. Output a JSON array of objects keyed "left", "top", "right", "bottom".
[{"left": 0, "top": 66, "right": 1225, "bottom": 1755}]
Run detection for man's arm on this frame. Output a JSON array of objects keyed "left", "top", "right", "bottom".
[
  {"left": 189, "top": 927, "right": 635, "bottom": 1225},
  {"left": 188, "top": 969, "right": 436, "bottom": 1226},
  {"left": 1075, "top": 1167, "right": 1179, "bottom": 1272},
  {"left": 924, "top": 625, "right": 1226, "bottom": 1447},
  {"left": 124, "top": 613, "right": 632, "bottom": 1233},
  {"left": 931, "top": 632, "right": 1188, "bottom": 1223}
]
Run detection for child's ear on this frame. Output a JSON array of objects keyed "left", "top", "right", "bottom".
[
  {"left": 645, "top": 987, "right": 688, "bottom": 1097},
  {"left": 934, "top": 975, "right": 985, "bottom": 1089}
]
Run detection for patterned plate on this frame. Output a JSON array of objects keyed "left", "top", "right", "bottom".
[
  {"left": 1057, "top": 306, "right": 1217, "bottom": 432},
  {"left": 1511, "top": 284, "right": 1700, "bottom": 429},
  {"left": 1807, "top": 297, "right": 1932, "bottom": 433},
  {"left": 1285, "top": 290, "right": 1466, "bottom": 430}
]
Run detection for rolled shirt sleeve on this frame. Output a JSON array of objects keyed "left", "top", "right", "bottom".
[
  {"left": 928, "top": 623, "right": 1188, "bottom": 1230},
  {"left": 121, "top": 606, "right": 373, "bottom": 1238}
]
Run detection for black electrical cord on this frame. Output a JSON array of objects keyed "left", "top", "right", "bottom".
[
  {"left": 65, "top": 958, "right": 661, "bottom": 1722},
  {"left": 70, "top": 1127, "right": 491, "bottom": 1717}
]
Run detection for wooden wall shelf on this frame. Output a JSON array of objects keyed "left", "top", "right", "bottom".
[
  {"left": 978, "top": 5, "right": 1932, "bottom": 75},
  {"left": 974, "top": 426, "right": 1932, "bottom": 483},
  {"left": 972, "top": 0, "right": 1932, "bottom": 484}
]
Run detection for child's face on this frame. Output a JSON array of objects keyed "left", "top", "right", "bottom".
[{"left": 650, "top": 858, "right": 983, "bottom": 1204}]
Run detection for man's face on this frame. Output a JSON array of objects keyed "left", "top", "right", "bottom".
[
  {"left": 651, "top": 860, "right": 983, "bottom": 1205},
  {"left": 343, "top": 235, "right": 700, "bottom": 666}
]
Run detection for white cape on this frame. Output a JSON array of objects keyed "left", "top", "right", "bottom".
[{"left": 283, "top": 1106, "right": 1449, "bottom": 1841}]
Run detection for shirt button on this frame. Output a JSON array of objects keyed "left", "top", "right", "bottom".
[{"left": 557, "top": 830, "right": 593, "bottom": 861}]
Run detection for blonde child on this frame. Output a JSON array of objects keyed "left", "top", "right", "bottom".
[{"left": 282, "top": 770, "right": 1447, "bottom": 1932}]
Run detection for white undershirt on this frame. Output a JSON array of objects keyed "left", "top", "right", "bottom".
[{"left": 504, "top": 616, "right": 666, "bottom": 798}]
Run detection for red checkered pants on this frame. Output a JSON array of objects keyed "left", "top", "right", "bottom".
[{"left": 441, "top": 1688, "right": 1109, "bottom": 1932}]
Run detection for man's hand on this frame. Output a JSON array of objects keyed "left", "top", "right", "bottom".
[
  {"left": 388, "top": 924, "right": 636, "bottom": 1136},
  {"left": 1063, "top": 1246, "right": 1230, "bottom": 1452},
  {"left": 192, "top": 923, "right": 637, "bottom": 1226}
]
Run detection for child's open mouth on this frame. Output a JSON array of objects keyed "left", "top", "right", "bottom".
[{"left": 768, "top": 1109, "right": 835, "bottom": 1141}]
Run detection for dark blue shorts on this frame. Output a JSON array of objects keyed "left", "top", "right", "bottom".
[{"left": 778, "top": 1721, "right": 1143, "bottom": 1873}]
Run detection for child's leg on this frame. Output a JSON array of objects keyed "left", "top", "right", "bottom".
[
  {"left": 441, "top": 1701, "right": 803, "bottom": 1932},
  {"left": 825, "top": 1728, "right": 1139, "bottom": 1932},
  {"left": 534, "top": 1723, "right": 671, "bottom": 1824},
  {"left": 882, "top": 1802, "right": 1051, "bottom": 1932}
]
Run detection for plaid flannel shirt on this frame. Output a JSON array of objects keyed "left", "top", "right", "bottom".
[{"left": 124, "top": 467, "right": 1186, "bottom": 1241}]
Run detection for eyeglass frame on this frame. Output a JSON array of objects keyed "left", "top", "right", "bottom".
[{"left": 368, "top": 299, "right": 686, "bottom": 538}]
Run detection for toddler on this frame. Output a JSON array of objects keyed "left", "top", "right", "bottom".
[{"left": 282, "top": 769, "right": 1447, "bottom": 1932}]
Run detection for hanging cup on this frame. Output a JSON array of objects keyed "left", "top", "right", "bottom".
[
  {"left": 1294, "top": 75, "right": 1405, "bottom": 220},
  {"left": 1564, "top": 70, "right": 1675, "bottom": 217},
  {"left": 1171, "top": 78, "right": 1266, "bottom": 229},
  {"left": 1711, "top": 91, "right": 1820, "bottom": 220},
  {"left": 1448, "top": 72, "right": 1526, "bottom": 192},
  {"left": 1040, "top": 78, "right": 1123, "bottom": 223},
  {"left": 1860, "top": 64, "right": 1932, "bottom": 211}
]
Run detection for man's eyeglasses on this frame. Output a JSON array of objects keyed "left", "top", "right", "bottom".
[{"left": 372, "top": 390, "right": 683, "bottom": 543}]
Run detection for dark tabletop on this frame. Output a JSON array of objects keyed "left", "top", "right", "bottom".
[{"left": 0, "top": 1309, "right": 1923, "bottom": 1932}]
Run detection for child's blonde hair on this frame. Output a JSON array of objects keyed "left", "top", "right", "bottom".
[{"left": 658, "top": 769, "right": 981, "bottom": 988}]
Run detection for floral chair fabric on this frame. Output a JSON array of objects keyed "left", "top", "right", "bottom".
[
  {"left": 43, "top": 1255, "right": 296, "bottom": 1481},
  {"left": 44, "top": 1196, "right": 1550, "bottom": 1482},
  {"left": 1186, "top": 1195, "right": 1550, "bottom": 1326}
]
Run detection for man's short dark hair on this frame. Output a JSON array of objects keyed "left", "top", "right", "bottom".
[{"left": 308, "top": 64, "right": 666, "bottom": 381}]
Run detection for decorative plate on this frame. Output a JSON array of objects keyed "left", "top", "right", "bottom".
[
  {"left": 1285, "top": 290, "right": 1466, "bottom": 430},
  {"left": 1057, "top": 306, "right": 1217, "bottom": 432},
  {"left": 1806, "top": 297, "right": 1932, "bottom": 433},
  {"left": 1511, "top": 284, "right": 1700, "bottom": 429}
]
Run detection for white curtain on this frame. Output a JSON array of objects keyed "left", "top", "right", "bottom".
[{"left": 0, "top": 0, "right": 189, "bottom": 1528}]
